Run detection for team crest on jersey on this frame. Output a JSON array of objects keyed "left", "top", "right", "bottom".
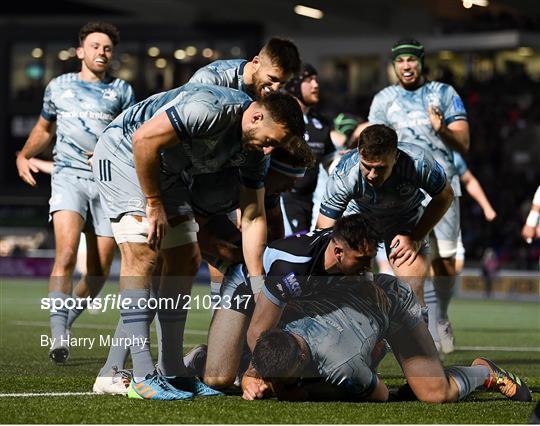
[
  {"left": 61, "top": 89, "right": 75, "bottom": 99},
  {"left": 282, "top": 272, "right": 302, "bottom": 297},
  {"left": 397, "top": 182, "right": 414, "bottom": 196},
  {"left": 303, "top": 131, "right": 309, "bottom": 142},
  {"left": 311, "top": 117, "right": 323, "bottom": 129},
  {"left": 102, "top": 89, "right": 118, "bottom": 101}
]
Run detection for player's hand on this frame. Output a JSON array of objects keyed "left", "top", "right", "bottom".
[
  {"left": 521, "top": 224, "right": 536, "bottom": 243},
  {"left": 16, "top": 154, "right": 39, "bottom": 187},
  {"left": 428, "top": 105, "right": 445, "bottom": 134},
  {"left": 484, "top": 207, "right": 497, "bottom": 222},
  {"left": 388, "top": 235, "right": 422, "bottom": 267},
  {"left": 145, "top": 198, "right": 168, "bottom": 250},
  {"left": 242, "top": 376, "right": 270, "bottom": 400},
  {"left": 84, "top": 151, "right": 94, "bottom": 169}
]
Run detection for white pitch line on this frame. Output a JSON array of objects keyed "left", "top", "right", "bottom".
[
  {"left": 455, "top": 345, "right": 540, "bottom": 352},
  {"left": 0, "top": 392, "right": 96, "bottom": 398},
  {"left": 10, "top": 320, "right": 207, "bottom": 335}
]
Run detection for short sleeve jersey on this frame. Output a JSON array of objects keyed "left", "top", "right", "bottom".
[
  {"left": 283, "top": 275, "right": 422, "bottom": 387},
  {"left": 319, "top": 143, "right": 447, "bottom": 240},
  {"left": 100, "top": 83, "right": 267, "bottom": 186},
  {"left": 262, "top": 229, "right": 373, "bottom": 309},
  {"left": 41, "top": 73, "right": 135, "bottom": 178},
  {"left": 368, "top": 81, "right": 467, "bottom": 195}
]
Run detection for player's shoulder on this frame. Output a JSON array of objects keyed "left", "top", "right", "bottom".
[
  {"left": 425, "top": 80, "right": 457, "bottom": 95},
  {"left": 205, "top": 58, "right": 245, "bottom": 70},
  {"left": 373, "top": 84, "right": 400, "bottom": 101},
  {"left": 180, "top": 83, "right": 249, "bottom": 105},
  {"left": 109, "top": 77, "right": 133, "bottom": 90},
  {"left": 334, "top": 149, "right": 360, "bottom": 174},
  {"left": 48, "top": 72, "right": 78, "bottom": 87},
  {"left": 308, "top": 109, "right": 332, "bottom": 128},
  {"left": 373, "top": 273, "right": 413, "bottom": 300},
  {"left": 397, "top": 142, "right": 426, "bottom": 159}
]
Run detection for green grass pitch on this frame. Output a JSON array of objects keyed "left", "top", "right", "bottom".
[{"left": 0, "top": 278, "right": 538, "bottom": 423}]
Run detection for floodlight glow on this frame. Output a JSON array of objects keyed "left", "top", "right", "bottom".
[{"left": 294, "top": 5, "right": 324, "bottom": 19}]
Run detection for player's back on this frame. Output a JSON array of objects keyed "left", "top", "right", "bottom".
[{"left": 189, "top": 59, "right": 248, "bottom": 90}]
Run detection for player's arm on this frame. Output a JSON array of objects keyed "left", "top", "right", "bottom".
[
  {"left": 16, "top": 117, "right": 56, "bottom": 187},
  {"left": 266, "top": 203, "right": 285, "bottom": 242},
  {"left": 240, "top": 185, "right": 267, "bottom": 279},
  {"left": 390, "top": 182, "right": 453, "bottom": 267},
  {"left": 28, "top": 157, "right": 54, "bottom": 175},
  {"left": 315, "top": 164, "right": 353, "bottom": 228},
  {"left": 460, "top": 170, "right": 496, "bottom": 221},
  {"left": 428, "top": 89, "right": 470, "bottom": 155},
  {"left": 132, "top": 111, "right": 180, "bottom": 249},
  {"left": 246, "top": 290, "right": 284, "bottom": 351},
  {"left": 522, "top": 185, "right": 540, "bottom": 243},
  {"left": 316, "top": 214, "right": 336, "bottom": 229},
  {"left": 437, "top": 117, "right": 470, "bottom": 156}
]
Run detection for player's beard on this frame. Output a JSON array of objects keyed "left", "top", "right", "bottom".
[{"left": 241, "top": 128, "right": 260, "bottom": 151}]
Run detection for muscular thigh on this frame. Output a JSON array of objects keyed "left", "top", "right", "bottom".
[{"left": 205, "top": 308, "right": 250, "bottom": 379}]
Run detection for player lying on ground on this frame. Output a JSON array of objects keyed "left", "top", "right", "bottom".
[{"left": 242, "top": 279, "right": 532, "bottom": 403}]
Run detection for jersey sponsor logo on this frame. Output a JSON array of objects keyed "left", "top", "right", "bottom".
[
  {"left": 60, "top": 89, "right": 75, "bottom": 99},
  {"left": 58, "top": 111, "right": 115, "bottom": 121},
  {"left": 127, "top": 198, "right": 145, "bottom": 209},
  {"left": 282, "top": 272, "right": 302, "bottom": 297},
  {"left": 102, "top": 89, "right": 118, "bottom": 101}
]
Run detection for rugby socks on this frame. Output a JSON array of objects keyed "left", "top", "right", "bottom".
[
  {"left": 156, "top": 301, "right": 188, "bottom": 377},
  {"left": 445, "top": 365, "right": 490, "bottom": 401},
  {"left": 98, "top": 317, "right": 129, "bottom": 377},
  {"left": 119, "top": 289, "right": 154, "bottom": 382},
  {"left": 434, "top": 276, "right": 455, "bottom": 321},
  {"left": 66, "top": 297, "right": 87, "bottom": 329},
  {"left": 49, "top": 291, "right": 70, "bottom": 344},
  {"left": 424, "top": 278, "right": 440, "bottom": 344},
  {"left": 100, "top": 291, "right": 159, "bottom": 377}
]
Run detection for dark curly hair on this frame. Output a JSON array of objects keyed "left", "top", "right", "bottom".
[{"left": 79, "top": 22, "right": 120, "bottom": 46}]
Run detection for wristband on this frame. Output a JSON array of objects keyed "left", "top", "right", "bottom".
[
  {"left": 249, "top": 275, "right": 265, "bottom": 294},
  {"left": 526, "top": 210, "right": 540, "bottom": 227}
]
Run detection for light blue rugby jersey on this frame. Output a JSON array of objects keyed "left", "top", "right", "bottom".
[
  {"left": 319, "top": 143, "right": 447, "bottom": 240},
  {"left": 368, "top": 81, "right": 467, "bottom": 195},
  {"left": 100, "top": 82, "right": 267, "bottom": 187},
  {"left": 189, "top": 59, "right": 248, "bottom": 92},
  {"left": 41, "top": 72, "right": 135, "bottom": 178},
  {"left": 283, "top": 277, "right": 422, "bottom": 390},
  {"left": 453, "top": 151, "right": 468, "bottom": 177}
]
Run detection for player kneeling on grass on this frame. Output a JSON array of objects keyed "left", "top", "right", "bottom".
[{"left": 242, "top": 279, "right": 532, "bottom": 403}]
